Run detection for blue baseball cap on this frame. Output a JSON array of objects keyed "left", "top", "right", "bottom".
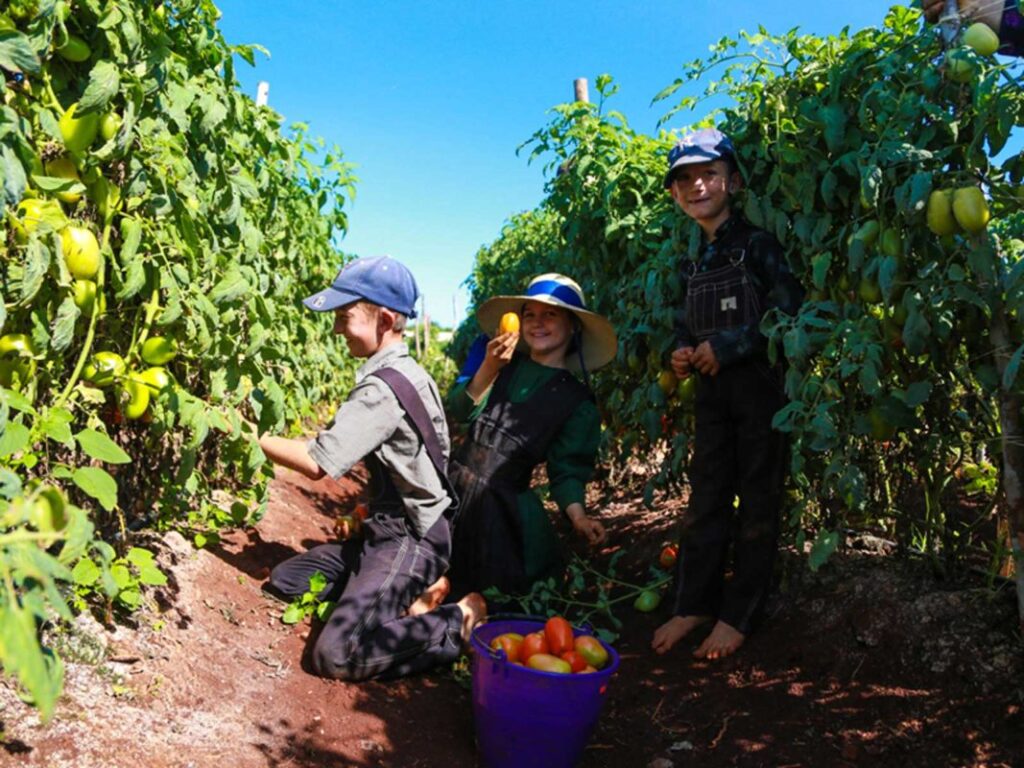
[
  {"left": 302, "top": 255, "right": 419, "bottom": 317},
  {"left": 663, "top": 128, "right": 737, "bottom": 188}
]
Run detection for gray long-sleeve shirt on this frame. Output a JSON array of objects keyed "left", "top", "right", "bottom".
[{"left": 306, "top": 343, "right": 452, "bottom": 537}]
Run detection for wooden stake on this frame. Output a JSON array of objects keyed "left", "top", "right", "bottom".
[{"left": 574, "top": 78, "right": 589, "bottom": 104}]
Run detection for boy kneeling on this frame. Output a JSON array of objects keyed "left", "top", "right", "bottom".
[{"left": 259, "top": 256, "right": 485, "bottom": 680}]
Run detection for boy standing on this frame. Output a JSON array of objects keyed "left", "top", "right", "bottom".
[
  {"left": 258, "top": 255, "right": 485, "bottom": 681},
  {"left": 652, "top": 129, "right": 803, "bottom": 660}
]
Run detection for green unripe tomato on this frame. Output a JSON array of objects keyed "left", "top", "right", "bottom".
[
  {"left": 90, "top": 176, "right": 122, "bottom": 224},
  {"left": 120, "top": 377, "right": 151, "bottom": 420},
  {"left": 880, "top": 227, "right": 902, "bottom": 259},
  {"left": 11, "top": 197, "right": 66, "bottom": 242},
  {"left": 851, "top": 220, "right": 880, "bottom": 248},
  {"left": 926, "top": 190, "right": 959, "bottom": 236},
  {"left": 61, "top": 225, "right": 101, "bottom": 279},
  {"left": 136, "top": 366, "right": 172, "bottom": 394},
  {"left": 141, "top": 336, "right": 177, "bottom": 365},
  {"left": 29, "top": 486, "right": 68, "bottom": 532},
  {"left": 963, "top": 22, "right": 1000, "bottom": 56},
  {"left": 0, "top": 333, "right": 37, "bottom": 389},
  {"left": 633, "top": 590, "right": 662, "bottom": 613},
  {"left": 56, "top": 33, "right": 91, "bottom": 63},
  {"left": 945, "top": 48, "right": 975, "bottom": 84},
  {"left": 44, "top": 156, "right": 82, "bottom": 204},
  {"left": 83, "top": 351, "right": 126, "bottom": 387},
  {"left": 99, "top": 111, "right": 122, "bottom": 141},
  {"left": 72, "top": 279, "right": 97, "bottom": 311},
  {"left": 59, "top": 102, "right": 100, "bottom": 153}
]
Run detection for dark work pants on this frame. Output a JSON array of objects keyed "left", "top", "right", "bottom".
[
  {"left": 672, "top": 358, "right": 788, "bottom": 635},
  {"left": 269, "top": 513, "right": 463, "bottom": 681}
]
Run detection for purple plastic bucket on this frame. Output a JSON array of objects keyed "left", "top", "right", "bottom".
[{"left": 470, "top": 616, "right": 620, "bottom": 768}]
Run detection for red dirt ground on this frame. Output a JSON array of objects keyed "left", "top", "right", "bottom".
[{"left": 1, "top": 469, "right": 1021, "bottom": 768}]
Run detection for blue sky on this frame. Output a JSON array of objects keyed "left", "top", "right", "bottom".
[{"left": 215, "top": 2, "right": 1016, "bottom": 328}]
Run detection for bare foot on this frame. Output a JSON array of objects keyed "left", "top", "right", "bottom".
[
  {"left": 456, "top": 592, "right": 487, "bottom": 644},
  {"left": 651, "top": 615, "right": 712, "bottom": 655},
  {"left": 693, "top": 620, "right": 745, "bottom": 660},
  {"left": 407, "top": 576, "right": 450, "bottom": 617}
]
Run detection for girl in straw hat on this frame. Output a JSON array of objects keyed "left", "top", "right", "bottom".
[{"left": 443, "top": 273, "right": 618, "bottom": 602}]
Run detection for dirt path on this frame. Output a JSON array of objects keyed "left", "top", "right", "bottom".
[{"left": 1, "top": 470, "right": 1021, "bottom": 767}]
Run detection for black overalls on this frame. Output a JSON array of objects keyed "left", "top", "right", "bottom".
[
  {"left": 447, "top": 359, "right": 592, "bottom": 600},
  {"left": 672, "top": 217, "right": 795, "bottom": 635}
]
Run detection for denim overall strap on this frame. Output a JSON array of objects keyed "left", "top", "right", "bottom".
[{"left": 370, "top": 367, "right": 459, "bottom": 519}]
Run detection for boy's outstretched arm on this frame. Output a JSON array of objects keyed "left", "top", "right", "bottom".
[{"left": 259, "top": 435, "right": 326, "bottom": 480}]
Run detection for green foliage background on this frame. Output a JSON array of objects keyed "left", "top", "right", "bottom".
[{"left": 456, "top": 9, "right": 1024, "bottom": 571}]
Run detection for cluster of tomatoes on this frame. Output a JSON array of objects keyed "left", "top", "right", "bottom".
[{"left": 488, "top": 616, "right": 611, "bottom": 675}]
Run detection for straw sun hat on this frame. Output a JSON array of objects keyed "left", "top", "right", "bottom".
[{"left": 476, "top": 273, "right": 618, "bottom": 373}]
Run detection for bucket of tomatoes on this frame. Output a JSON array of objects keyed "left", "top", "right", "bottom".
[{"left": 470, "top": 614, "right": 619, "bottom": 768}]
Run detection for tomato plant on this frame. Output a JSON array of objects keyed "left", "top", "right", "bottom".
[{"left": 0, "top": 0, "right": 358, "bottom": 720}]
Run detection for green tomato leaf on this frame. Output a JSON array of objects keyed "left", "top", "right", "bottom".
[
  {"left": 0, "top": 29, "right": 40, "bottom": 74},
  {"left": 209, "top": 268, "right": 250, "bottom": 304},
  {"left": 20, "top": 239, "right": 49, "bottom": 306},
  {"left": 71, "top": 558, "right": 101, "bottom": 586},
  {"left": 72, "top": 467, "right": 118, "bottom": 512},
  {"left": 75, "top": 429, "right": 132, "bottom": 464},
  {"left": 0, "top": 421, "right": 30, "bottom": 457},
  {"left": 39, "top": 407, "right": 75, "bottom": 448},
  {"left": 50, "top": 297, "right": 80, "bottom": 353},
  {"left": 1, "top": 144, "right": 27, "bottom": 205},
  {"left": 281, "top": 603, "right": 305, "bottom": 625},
  {"left": 808, "top": 529, "right": 840, "bottom": 572},
  {"left": 77, "top": 61, "right": 121, "bottom": 115}
]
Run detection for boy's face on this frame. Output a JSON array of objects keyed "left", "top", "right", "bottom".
[
  {"left": 668, "top": 159, "right": 740, "bottom": 232},
  {"left": 333, "top": 301, "right": 387, "bottom": 357}
]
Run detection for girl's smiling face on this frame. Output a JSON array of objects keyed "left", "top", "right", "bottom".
[{"left": 520, "top": 300, "right": 574, "bottom": 364}]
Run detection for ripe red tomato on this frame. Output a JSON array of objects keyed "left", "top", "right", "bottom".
[
  {"left": 489, "top": 633, "right": 524, "bottom": 663},
  {"left": 520, "top": 631, "right": 549, "bottom": 663},
  {"left": 559, "top": 650, "right": 587, "bottom": 673},
  {"left": 659, "top": 544, "right": 679, "bottom": 569},
  {"left": 544, "top": 616, "right": 574, "bottom": 656}
]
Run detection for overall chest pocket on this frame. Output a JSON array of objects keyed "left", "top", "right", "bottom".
[{"left": 685, "top": 261, "right": 763, "bottom": 341}]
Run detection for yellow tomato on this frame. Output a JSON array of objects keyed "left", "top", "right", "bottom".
[
  {"left": 498, "top": 312, "right": 520, "bottom": 335},
  {"left": 61, "top": 225, "right": 101, "bottom": 279},
  {"left": 952, "top": 186, "right": 990, "bottom": 234},
  {"left": 657, "top": 370, "right": 677, "bottom": 397},
  {"left": 59, "top": 102, "right": 100, "bottom": 153},
  {"left": 926, "top": 190, "right": 959, "bottom": 236},
  {"left": 963, "top": 22, "right": 999, "bottom": 56}
]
